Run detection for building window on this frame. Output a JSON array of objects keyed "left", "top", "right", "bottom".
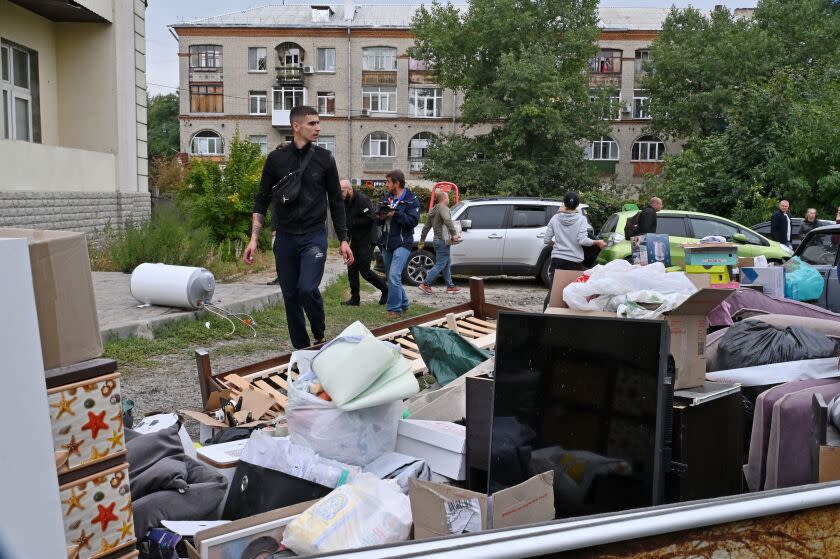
[
  {"left": 316, "top": 135, "right": 335, "bottom": 153},
  {"left": 191, "top": 130, "right": 223, "bottom": 155},
  {"left": 273, "top": 87, "right": 306, "bottom": 110},
  {"left": 363, "top": 131, "right": 395, "bottom": 157},
  {"left": 362, "top": 47, "right": 397, "bottom": 71},
  {"left": 362, "top": 86, "right": 396, "bottom": 113},
  {"left": 633, "top": 89, "right": 651, "bottom": 119},
  {"left": 311, "top": 6, "right": 332, "bottom": 22},
  {"left": 248, "top": 47, "right": 267, "bottom": 72},
  {"left": 317, "top": 48, "right": 335, "bottom": 72},
  {"left": 189, "top": 83, "right": 223, "bottom": 113},
  {"left": 590, "top": 89, "right": 621, "bottom": 120},
  {"left": 317, "top": 91, "right": 336, "bottom": 115},
  {"left": 635, "top": 49, "right": 652, "bottom": 74},
  {"left": 280, "top": 46, "right": 301, "bottom": 67},
  {"left": 409, "top": 132, "right": 435, "bottom": 171},
  {"left": 409, "top": 88, "right": 442, "bottom": 117},
  {"left": 632, "top": 135, "right": 665, "bottom": 161},
  {"left": 589, "top": 49, "right": 622, "bottom": 74},
  {"left": 588, "top": 136, "right": 619, "bottom": 160},
  {"left": 248, "top": 135, "right": 268, "bottom": 155},
  {"left": 189, "top": 45, "right": 222, "bottom": 69},
  {"left": 1, "top": 41, "right": 37, "bottom": 142},
  {"left": 249, "top": 91, "right": 267, "bottom": 115}
]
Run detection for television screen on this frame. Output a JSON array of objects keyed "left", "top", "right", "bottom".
[{"left": 488, "top": 311, "right": 672, "bottom": 519}]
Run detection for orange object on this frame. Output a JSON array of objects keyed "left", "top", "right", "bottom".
[
  {"left": 428, "top": 181, "right": 459, "bottom": 212},
  {"left": 317, "top": 391, "right": 332, "bottom": 401}
]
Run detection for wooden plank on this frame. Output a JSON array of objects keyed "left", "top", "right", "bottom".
[
  {"left": 375, "top": 310, "right": 474, "bottom": 341},
  {"left": 456, "top": 327, "right": 479, "bottom": 338},
  {"left": 446, "top": 313, "right": 459, "bottom": 331},
  {"left": 463, "top": 317, "right": 495, "bottom": 333},
  {"left": 224, "top": 374, "right": 252, "bottom": 393},
  {"left": 44, "top": 358, "right": 117, "bottom": 390},
  {"left": 268, "top": 374, "right": 289, "bottom": 391},
  {"left": 255, "top": 380, "right": 288, "bottom": 408},
  {"left": 470, "top": 332, "right": 497, "bottom": 349},
  {"left": 289, "top": 370, "right": 299, "bottom": 381},
  {"left": 400, "top": 348, "right": 422, "bottom": 360},
  {"left": 464, "top": 316, "right": 496, "bottom": 330},
  {"left": 243, "top": 364, "right": 288, "bottom": 382},
  {"left": 395, "top": 338, "right": 420, "bottom": 351},
  {"left": 470, "top": 277, "right": 486, "bottom": 319},
  {"left": 456, "top": 321, "right": 489, "bottom": 336}
]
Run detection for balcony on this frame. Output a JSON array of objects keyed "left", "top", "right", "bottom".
[
  {"left": 272, "top": 109, "right": 291, "bottom": 127},
  {"left": 276, "top": 65, "right": 303, "bottom": 84},
  {"left": 588, "top": 56, "right": 622, "bottom": 87},
  {"left": 363, "top": 156, "right": 396, "bottom": 172},
  {"left": 362, "top": 71, "right": 398, "bottom": 86},
  {"left": 409, "top": 58, "right": 434, "bottom": 85},
  {"left": 633, "top": 162, "right": 663, "bottom": 177},
  {"left": 409, "top": 159, "right": 426, "bottom": 173}
]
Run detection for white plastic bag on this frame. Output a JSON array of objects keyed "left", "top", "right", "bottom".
[
  {"left": 563, "top": 260, "right": 697, "bottom": 319},
  {"left": 282, "top": 474, "right": 412, "bottom": 555},
  {"left": 286, "top": 351, "right": 402, "bottom": 466}
]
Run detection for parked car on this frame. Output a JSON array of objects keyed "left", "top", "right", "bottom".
[
  {"left": 792, "top": 225, "right": 840, "bottom": 311},
  {"left": 375, "top": 197, "right": 592, "bottom": 286},
  {"left": 597, "top": 210, "right": 793, "bottom": 267},
  {"left": 751, "top": 218, "right": 834, "bottom": 249}
]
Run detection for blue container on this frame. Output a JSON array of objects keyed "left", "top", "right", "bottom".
[{"left": 684, "top": 245, "right": 738, "bottom": 267}]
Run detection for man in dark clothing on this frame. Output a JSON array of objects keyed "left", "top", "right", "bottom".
[
  {"left": 340, "top": 179, "right": 388, "bottom": 306},
  {"left": 637, "top": 197, "right": 663, "bottom": 235},
  {"left": 770, "top": 199, "right": 792, "bottom": 247},
  {"left": 377, "top": 170, "right": 420, "bottom": 319},
  {"left": 244, "top": 105, "right": 353, "bottom": 349}
]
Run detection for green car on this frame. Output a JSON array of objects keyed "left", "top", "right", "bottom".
[{"left": 596, "top": 210, "right": 793, "bottom": 267}]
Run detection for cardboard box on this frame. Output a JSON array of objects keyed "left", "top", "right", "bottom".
[
  {"left": 409, "top": 471, "right": 555, "bottom": 540},
  {"left": 397, "top": 419, "right": 466, "bottom": 480},
  {"left": 547, "top": 269, "right": 589, "bottom": 309},
  {"left": 738, "top": 257, "right": 756, "bottom": 268},
  {"left": 741, "top": 266, "right": 785, "bottom": 298},
  {"left": 181, "top": 387, "right": 276, "bottom": 432},
  {"left": 546, "top": 282, "right": 732, "bottom": 390},
  {"left": 0, "top": 228, "right": 102, "bottom": 369},
  {"left": 683, "top": 243, "right": 739, "bottom": 266},
  {"left": 632, "top": 234, "right": 672, "bottom": 266}
]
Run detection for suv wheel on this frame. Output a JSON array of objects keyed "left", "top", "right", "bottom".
[{"left": 404, "top": 249, "right": 435, "bottom": 286}]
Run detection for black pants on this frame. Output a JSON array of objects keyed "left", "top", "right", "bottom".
[
  {"left": 347, "top": 240, "right": 388, "bottom": 299},
  {"left": 543, "top": 257, "right": 586, "bottom": 311},
  {"left": 274, "top": 229, "right": 327, "bottom": 349}
]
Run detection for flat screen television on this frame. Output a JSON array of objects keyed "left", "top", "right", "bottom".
[{"left": 488, "top": 311, "right": 673, "bottom": 519}]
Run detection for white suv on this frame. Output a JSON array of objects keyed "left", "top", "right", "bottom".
[{"left": 378, "top": 197, "right": 591, "bottom": 286}]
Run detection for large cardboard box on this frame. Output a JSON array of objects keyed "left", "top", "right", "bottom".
[
  {"left": 741, "top": 266, "right": 785, "bottom": 298},
  {"left": 683, "top": 243, "right": 739, "bottom": 266},
  {"left": 397, "top": 419, "right": 466, "bottom": 480},
  {"left": 546, "top": 279, "right": 731, "bottom": 389},
  {"left": 0, "top": 228, "right": 102, "bottom": 369},
  {"left": 409, "top": 471, "right": 554, "bottom": 540}
]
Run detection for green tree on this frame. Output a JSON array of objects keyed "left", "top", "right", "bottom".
[
  {"left": 409, "top": 0, "right": 607, "bottom": 196},
  {"left": 147, "top": 93, "right": 180, "bottom": 160}
]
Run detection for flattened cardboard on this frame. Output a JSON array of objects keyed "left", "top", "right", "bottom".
[
  {"left": 180, "top": 386, "right": 276, "bottom": 428},
  {"left": 0, "top": 228, "right": 102, "bottom": 369},
  {"left": 409, "top": 471, "right": 554, "bottom": 540}
]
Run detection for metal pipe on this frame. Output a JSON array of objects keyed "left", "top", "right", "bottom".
[{"left": 346, "top": 25, "right": 353, "bottom": 178}]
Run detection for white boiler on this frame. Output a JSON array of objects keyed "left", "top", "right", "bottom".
[{"left": 130, "top": 263, "right": 216, "bottom": 309}]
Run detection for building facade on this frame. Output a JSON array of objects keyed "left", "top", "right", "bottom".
[
  {"left": 173, "top": 5, "right": 682, "bottom": 188},
  {"left": 0, "top": 0, "right": 150, "bottom": 235}
]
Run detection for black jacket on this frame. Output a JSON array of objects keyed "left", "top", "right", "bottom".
[
  {"left": 253, "top": 143, "right": 348, "bottom": 241},
  {"left": 637, "top": 205, "right": 658, "bottom": 235},
  {"left": 377, "top": 189, "right": 420, "bottom": 252},
  {"left": 345, "top": 190, "right": 378, "bottom": 246},
  {"left": 799, "top": 218, "right": 817, "bottom": 239},
  {"left": 770, "top": 210, "right": 791, "bottom": 245}
]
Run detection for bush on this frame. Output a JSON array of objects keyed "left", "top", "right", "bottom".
[
  {"left": 579, "top": 187, "right": 626, "bottom": 232},
  {"left": 150, "top": 156, "right": 187, "bottom": 193}
]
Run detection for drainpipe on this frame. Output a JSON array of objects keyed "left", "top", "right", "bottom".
[
  {"left": 347, "top": 26, "right": 352, "bottom": 178},
  {"left": 452, "top": 90, "right": 457, "bottom": 134}
]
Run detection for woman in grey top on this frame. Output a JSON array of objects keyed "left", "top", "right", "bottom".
[{"left": 418, "top": 191, "right": 462, "bottom": 294}]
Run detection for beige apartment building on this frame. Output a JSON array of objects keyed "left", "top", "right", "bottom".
[
  {"left": 0, "top": 0, "right": 150, "bottom": 233},
  {"left": 172, "top": 5, "right": 682, "bottom": 188}
]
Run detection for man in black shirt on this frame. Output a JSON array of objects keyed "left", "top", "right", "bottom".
[
  {"left": 637, "top": 197, "right": 663, "bottom": 235},
  {"left": 340, "top": 180, "right": 388, "bottom": 306},
  {"left": 244, "top": 105, "right": 353, "bottom": 349}
]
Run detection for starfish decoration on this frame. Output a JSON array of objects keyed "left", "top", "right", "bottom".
[
  {"left": 89, "top": 445, "right": 109, "bottom": 461},
  {"left": 73, "top": 529, "right": 93, "bottom": 551},
  {"left": 90, "top": 502, "right": 118, "bottom": 531},
  {"left": 99, "top": 537, "right": 119, "bottom": 554},
  {"left": 50, "top": 394, "right": 77, "bottom": 420},
  {"left": 62, "top": 435, "right": 83, "bottom": 457},
  {"left": 119, "top": 499, "right": 132, "bottom": 513},
  {"left": 107, "top": 430, "right": 124, "bottom": 449},
  {"left": 82, "top": 383, "right": 98, "bottom": 392},
  {"left": 118, "top": 520, "right": 134, "bottom": 540},
  {"left": 62, "top": 488, "right": 87, "bottom": 514},
  {"left": 81, "top": 410, "right": 108, "bottom": 439},
  {"left": 109, "top": 410, "right": 124, "bottom": 430}
]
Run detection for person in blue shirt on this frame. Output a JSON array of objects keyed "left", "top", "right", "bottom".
[{"left": 377, "top": 170, "right": 420, "bottom": 319}]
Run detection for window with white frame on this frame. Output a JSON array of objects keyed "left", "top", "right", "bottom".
[
  {"left": 409, "top": 132, "right": 435, "bottom": 170},
  {"left": 590, "top": 89, "right": 621, "bottom": 120},
  {"left": 249, "top": 91, "right": 267, "bottom": 115},
  {"left": 280, "top": 47, "right": 301, "bottom": 67},
  {"left": 588, "top": 136, "right": 619, "bottom": 160},
  {"left": 248, "top": 135, "right": 268, "bottom": 155},
  {"left": 363, "top": 132, "right": 395, "bottom": 157},
  {"left": 362, "top": 86, "right": 396, "bottom": 113},
  {"left": 273, "top": 87, "right": 306, "bottom": 110},
  {"left": 189, "top": 45, "right": 222, "bottom": 69},
  {"left": 362, "top": 47, "right": 397, "bottom": 71},
  {"left": 316, "top": 136, "right": 335, "bottom": 153},
  {"left": 632, "top": 135, "right": 665, "bottom": 161},
  {"left": 633, "top": 89, "right": 651, "bottom": 119},
  {"left": 317, "top": 91, "right": 335, "bottom": 115},
  {"left": 1, "top": 41, "right": 37, "bottom": 142},
  {"left": 409, "top": 88, "right": 442, "bottom": 117},
  {"left": 248, "top": 47, "right": 267, "bottom": 72},
  {"left": 191, "top": 130, "right": 223, "bottom": 155},
  {"left": 311, "top": 6, "right": 331, "bottom": 22},
  {"left": 317, "top": 48, "right": 335, "bottom": 72},
  {"left": 635, "top": 49, "right": 652, "bottom": 74}
]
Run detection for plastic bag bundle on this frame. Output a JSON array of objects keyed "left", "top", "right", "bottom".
[
  {"left": 282, "top": 474, "right": 412, "bottom": 555},
  {"left": 410, "top": 326, "right": 493, "bottom": 386},
  {"left": 784, "top": 256, "right": 825, "bottom": 302},
  {"left": 715, "top": 321, "right": 837, "bottom": 370}
]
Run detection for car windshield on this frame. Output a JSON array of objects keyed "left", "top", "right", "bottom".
[
  {"left": 799, "top": 232, "right": 840, "bottom": 266},
  {"left": 599, "top": 213, "right": 619, "bottom": 237}
]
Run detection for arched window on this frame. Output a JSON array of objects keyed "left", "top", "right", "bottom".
[
  {"left": 408, "top": 132, "right": 436, "bottom": 171},
  {"left": 632, "top": 135, "right": 665, "bottom": 162},
  {"left": 363, "top": 132, "right": 395, "bottom": 157},
  {"left": 588, "top": 136, "right": 619, "bottom": 160},
  {"left": 190, "top": 130, "right": 223, "bottom": 156}
]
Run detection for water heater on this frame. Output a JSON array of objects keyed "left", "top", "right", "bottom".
[{"left": 130, "top": 263, "right": 215, "bottom": 309}]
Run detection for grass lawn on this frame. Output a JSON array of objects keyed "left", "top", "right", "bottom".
[{"left": 104, "top": 273, "right": 435, "bottom": 369}]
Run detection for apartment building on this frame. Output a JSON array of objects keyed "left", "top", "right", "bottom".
[
  {"left": 0, "top": 0, "right": 150, "bottom": 234},
  {"left": 172, "top": 5, "right": 681, "bottom": 187}
]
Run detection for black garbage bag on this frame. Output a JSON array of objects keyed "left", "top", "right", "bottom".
[
  {"left": 410, "top": 326, "right": 493, "bottom": 386},
  {"left": 717, "top": 321, "right": 837, "bottom": 371}
]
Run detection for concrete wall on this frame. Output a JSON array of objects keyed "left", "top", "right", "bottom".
[
  {"left": 0, "top": 191, "right": 151, "bottom": 234},
  {"left": 0, "top": 139, "right": 115, "bottom": 191}
]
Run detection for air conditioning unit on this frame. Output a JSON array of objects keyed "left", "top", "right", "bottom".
[
  {"left": 302, "top": 65, "right": 315, "bottom": 75},
  {"left": 360, "top": 108, "right": 370, "bottom": 116},
  {"left": 622, "top": 103, "right": 632, "bottom": 114},
  {"left": 350, "top": 178, "right": 362, "bottom": 186}
]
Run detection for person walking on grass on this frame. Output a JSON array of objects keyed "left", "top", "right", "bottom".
[
  {"left": 418, "top": 191, "right": 462, "bottom": 295},
  {"left": 340, "top": 179, "right": 388, "bottom": 306},
  {"left": 244, "top": 105, "right": 353, "bottom": 349},
  {"left": 377, "top": 170, "right": 420, "bottom": 320}
]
